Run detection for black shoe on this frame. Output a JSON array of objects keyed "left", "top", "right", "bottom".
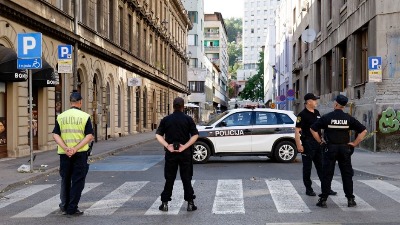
[
  {"left": 59, "top": 207, "right": 66, "bottom": 215},
  {"left": 316, "top": 197, "right": 327, "bottom": 208},
  {"left": 348, "top": 198, "right": 357, "bottom": 207},
  {"left": 187, "top": 200, "right": 197, "bottom": 211},
  {"left": 66, "top": 209, "right": 84, "bottom": 217},
  {"left": 306, "top": 190, "right": 316, "bottom": 196},
  {"left": 159, "top": 202, "right": 168, "bottom": 212},
  {"left": 329, "top": 190, "right": 337, "bottom": 195}
]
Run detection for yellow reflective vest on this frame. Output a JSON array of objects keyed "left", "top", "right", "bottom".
[{"left": 56, "top": 108, "right": 90, "bottom": 154}]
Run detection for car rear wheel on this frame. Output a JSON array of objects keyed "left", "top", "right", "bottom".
[
  {"left": 193, "top": 141, "right": 211, "bottom": 164},
  {"left": 274, "top": 141, "right": 297, "bottom": 163}
]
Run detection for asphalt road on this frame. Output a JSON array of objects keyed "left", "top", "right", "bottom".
[{"left": 1, "top": 140, "right": 400, "bottom": 225}]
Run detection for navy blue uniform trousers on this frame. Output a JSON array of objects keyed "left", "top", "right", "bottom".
[
  {"left": 320, "top": 144, "right": 354, "bottom": 199},
  {"left": 301, "top": 139, "right": 323, "bottom": 191},
  {"left": 59, "top": 152, "right": 89, "bottom": 214},
  {"left": 161, "top": 149, "right": 195, "bottom": 202}
]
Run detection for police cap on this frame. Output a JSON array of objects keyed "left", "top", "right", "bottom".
[
  {"left": 70, "top": 91, "right": 83, "bottom": 102},
  {"left": 335, "top": 94, "right": 348, "bottom": 106},
  {"left": 304, "top": 93, "right": 320, "bottom": 101}
]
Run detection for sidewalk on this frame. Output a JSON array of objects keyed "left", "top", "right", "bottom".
[
  {"left": 1, "top": 133, "right": 399, "bottom": 193},
  {"left": 0, "top": 131, "right": 156, "bottom": 193}
]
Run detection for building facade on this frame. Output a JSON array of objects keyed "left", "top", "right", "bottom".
[
  {"left": 204, "top": 12, "right": 229, "bottom": 111},
  {"left": 291, "top": 0, "right": 400, "bottom": 152},
  {"left": 0, "top": 0, "right": 192, "bottom": 158},
  {"left": 239, "top": 0, "right": 279, "bottom": 96}
]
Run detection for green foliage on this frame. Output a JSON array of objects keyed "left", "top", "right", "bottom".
[
  {"left": 240, "top": 51, "right": 264, "bottom": 102},
  {"left": 225, "top": 18, "right": 242, "bottom": 43}
]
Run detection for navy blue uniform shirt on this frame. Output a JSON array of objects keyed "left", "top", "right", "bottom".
[
  {"left": 156, "top": 111, "right": 199, "bottom": 144},
  {"left": 296, "top": 108, "right": 321, "bottom": 140},
  {"left": 311, "top": 109, "right": 366, "bottom": 144}
]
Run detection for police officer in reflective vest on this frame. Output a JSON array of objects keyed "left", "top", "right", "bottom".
[
  {"left": 310, "top": 95, "right": 367, "bottom": 208},
  {"left": 295, "top": 93, "right": 336, "bottom": 197},
  {"left": 53, "top": 92, "right": 94, "bottom": 216},
  {"left": 156, "top": 97, "right": 199, "bottom": 212}
]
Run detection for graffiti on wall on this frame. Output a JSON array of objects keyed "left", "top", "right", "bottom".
[{"left": 378, "top": 107, "right": 400, "bottom": 133}]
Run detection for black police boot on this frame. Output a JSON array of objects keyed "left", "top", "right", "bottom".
[
  {"left": 329, "top": 190, "right": 337, "bottom": 195},
  {"left": 316, "top": 197, "right": 327, "bottom": 208},
  {"left": 348, "top": 198, "right": 357, "bottom": 207},
  {"left": 306, "top": 190, "right": 316, "bottom": 196},
  {"left": 158, "top": 201, "right": 168, "bottom": 212},
  {"left": 187, "top": 200, "right": 197, "bottom": 211}
]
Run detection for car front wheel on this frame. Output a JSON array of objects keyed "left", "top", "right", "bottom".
[
  {"left": 193, "top": 141, "right": 211, "bottom": 164},
  {"left": 274, "top": 141, "right": 297, "bottom": 163}
]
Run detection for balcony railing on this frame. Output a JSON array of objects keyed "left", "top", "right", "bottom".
[
  {"left": 205, "top": 46, "right": 220, "bottom": 51},
  {"left": 204, "top": 32, "right": 220, "bottom": 38}
]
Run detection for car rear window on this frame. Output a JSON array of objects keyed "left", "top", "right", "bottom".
[{"left": 278, "top": 113, "right": 294, "bottom": 124}]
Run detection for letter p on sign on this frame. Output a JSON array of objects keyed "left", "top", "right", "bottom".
[
  {"left": 17, "top": 33, "right": 42, "bottom": 58},
  {"left": 368, "top": 56, "right": 382, "bottom": 70},
  {"left": 58, "top": 45, "right": 72, "bottom": 59}
]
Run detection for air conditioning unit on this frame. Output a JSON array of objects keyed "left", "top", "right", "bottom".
[{"left": 292, "top": 61, "right": 302, "bottom": 73}]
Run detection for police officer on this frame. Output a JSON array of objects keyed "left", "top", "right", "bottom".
[
  {"left": 155, "top": 97, "right": 199, "bottom": 212},
  {"left": 295, "top": 93, "right": 337, "bottom": 197},
  {"left": 53, "top": 92, "right": 94, "bottom": 216},
  {"left": 310, "top": 94, "right": 367, "bottom": 208}
]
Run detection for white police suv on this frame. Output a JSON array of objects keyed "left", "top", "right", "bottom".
[{"left": 192, "top": 108, "right": 297, "bottom": 163}]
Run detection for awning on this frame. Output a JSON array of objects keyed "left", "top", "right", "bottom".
[
  {"left": 185, "top": 103, "right": 199, "bottom": 108},
  {"left": 32, "top": 59, "right": 59, "bottom": 87},
  {"left": 0, "top": 45, "right": 28, "bottom": 82}
]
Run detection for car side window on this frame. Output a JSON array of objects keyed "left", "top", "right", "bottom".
[
  {"left": 224, "top": 112, "right": 252, "bottom": 126},
  {"left": 255, "top": 112, "right": 278, "bottom": 125},
  {"left": 278, "top": 113, "right": 294, "bottom": 124}
]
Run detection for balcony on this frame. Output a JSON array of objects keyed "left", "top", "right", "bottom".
[
  {"left": 292, "top": 61, "right": 303, "bottom": 73},
  {"left": 205, "top": 46, "right": 220, "bottom": 52},
  {"left": 204, "top": 32, "right": 220, "bottom": 38}
]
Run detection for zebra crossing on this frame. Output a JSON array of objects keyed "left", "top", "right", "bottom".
[{"left": 0, "top": 179, "right": 400, "bottom": 218}]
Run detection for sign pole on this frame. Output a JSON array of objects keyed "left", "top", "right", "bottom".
[{"left": 29, "top": 69, "right": 34, "bottom": 172}]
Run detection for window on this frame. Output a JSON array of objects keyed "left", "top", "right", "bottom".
[
  {"left": 278, "top": 113, "right": 294, "bottom": 124},
  {"left": 118, "top": 86, "right": 121, "bottom": 127},
  {"left": 189, "top": 81, "right": 204, "bottom": 93},
  {"left": 256, "top": 112, "right": 277, "bottom": 125},
  {"left": 108, "top": 0, "right": 114, "bottom": 40},
  {"left": 251, "top": 28, "right": 254, "bottom": 33},
  {"left": 224, "top": 112, "right": 252, "bottom": 126},
  {"left": 128, "top": 14, "right": 133, "bottom": 52},
  {"left": 189, "top": 58, "right": 198, "bottom": 68},
  {"left": 119, "top": 6, "right": 123, "bottom": 46},
  {"left": 188, "top": 34, "right": 198, "bottom": 46},
  {"left": 96, "top": 0, "right": 102, "bottom": 32},
  {"left": 188, "top": 11, "right": 198, "bottom": 23},
  {"left": 106, "top": 83, "right": 111, "bottom": 128}
]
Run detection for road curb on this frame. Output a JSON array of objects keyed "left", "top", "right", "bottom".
[
  {"left": 353, "top": 167, "right": 399, "bottom": 180},
  {"left": 0, "top": 138, "right": 155, "bottom": 193}
]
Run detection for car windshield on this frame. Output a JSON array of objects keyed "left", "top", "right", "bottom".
[{"left": 204, "top": 111, "right": 230, "bottom": 126}]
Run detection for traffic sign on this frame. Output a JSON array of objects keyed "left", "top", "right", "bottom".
[
  {"left": 17, "top": 33, "right": 42, "bottom": 59},
  {"left": 17, "top": 58, "right": 42, "bottom": 69},
  {"left": 58, "top": 45, "right": 72, "bottom": 59},
  {"left": 368, "top": 56, "right": 382, "bottom": 70}
]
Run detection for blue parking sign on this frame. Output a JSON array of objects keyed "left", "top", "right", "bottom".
[
  {"left": 17, "top": 33, "right": 42, "bottom": 59},
  {"left": 368, "top": 56, "right": 382, "bottom": 70},
  {"left": 58, "top": 45, "right": 73, "bottom": 59}
]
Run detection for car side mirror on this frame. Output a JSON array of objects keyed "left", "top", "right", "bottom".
[{"left": 219, "top": 121, "right": 227, "bottom": 127}]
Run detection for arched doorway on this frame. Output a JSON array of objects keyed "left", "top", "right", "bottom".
[
  {"left": 127, "top": 86, "right": 132, "bottom": 133},
  {"left": 152, "top": 90, "right": 157, "bottom": 130},
  {"left": 143, "top": 87, "right": 147, "bottom": 129},
  {"left": 135, "top": 87, "right": 140, "bottom": 132},
  {"left": 92, "top": 75, "right": 99, "bottom": 142}
]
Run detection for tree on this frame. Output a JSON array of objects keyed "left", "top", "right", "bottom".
[
  {"left": 224, "top": 18, "right": 242, "bottom": 43},
  {"left": 239, "top": 51, "right": 264, "bottom": 102}
]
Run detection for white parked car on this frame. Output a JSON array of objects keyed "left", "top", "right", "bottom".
[{"left": 192, "top": 108, "right": 298, "bottom": 163}]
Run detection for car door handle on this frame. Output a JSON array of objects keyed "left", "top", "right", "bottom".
[
  {"left": 274, "top": 128, "right": 281, "bottom": 131},
  {"left": 243, "top": 129, "right": 251, "bottom": 133}
]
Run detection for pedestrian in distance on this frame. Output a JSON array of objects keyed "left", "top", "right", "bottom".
[
  {"left": 295, "top": 93, "right": 337, "bottom": 197},
  {"left": 310, "top": 94, "right": 367, "bottom": 208},
  {"left": 52, "top": 91, "right": 94, "bottom": 217},
  {"left": 155, "top": 97, "right": 199, "bottom": 212}
]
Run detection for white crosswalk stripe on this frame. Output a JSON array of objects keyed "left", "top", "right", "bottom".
[
  {"left": 266, "top": 179, "right": 311, "bottom": 213},
  {"left": 12, "top": 183, "right": 102, "bottom": 218},
  {"left": 145, "top": 180, "right": 195, "bottom": 215},
  {"left": 0, "top": 184, "right": 54, "bottom": 209},
  {"left": 2, "top": 179, "right": 400, "bottom": 218},
  {"left": 359, "top": 180, "right": 400, "bottom": 204},
  {"left": 85, "top": 181, "right": 148, "bottom": 216},
  {"left": 313, "top": 180, "right": 375, "bottom": 211},
  {"left": 212, "top": 179, "right": 245, "bottom": 214}
]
